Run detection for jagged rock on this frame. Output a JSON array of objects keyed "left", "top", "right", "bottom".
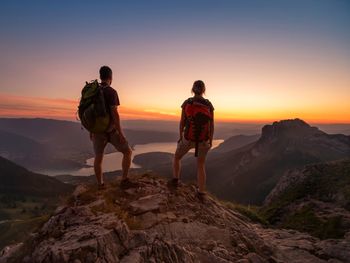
[
  {"left": 246, "top": 252, "right": 266, "bottom": 263},
  {"left": 5, "top": 175, "right": 350, "bottom": 263},
  {"left": 262, "top": 159, "right": 350, "bottom": 240},
  {"left": 120, "top": 251, "right": 142, "bottom": 263},
  {"left": 264, "top": 168, "right": 307, "bottom": 205},
  {"left": 129, "top": 193, "right": 167, "bottom": 215},
  {"left": 23, "top": 206, "right": 130, "bottom": 263},
  {"left": 0, "top": 243, "right": 22, "bottom": 263}
]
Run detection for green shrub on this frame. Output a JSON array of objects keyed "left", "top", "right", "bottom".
[
  {"left": 280, "top": 206, "right": 345, "bottom": 239},
  {"left": 223, "top": 201, "right": 268, "bottom": 225}
]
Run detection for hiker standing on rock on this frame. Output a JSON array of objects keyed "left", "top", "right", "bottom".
[
  {"left": 78, "top": 66, "right": 133, "bottom": 190},
  {"left": 171, "top": 80, "right": 214, "bottom": 200}
]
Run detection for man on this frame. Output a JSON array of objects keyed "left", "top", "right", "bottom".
[{"left": 90, "top": 66, "right": 133, "bottom": 189}]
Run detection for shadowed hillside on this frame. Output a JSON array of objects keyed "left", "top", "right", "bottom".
[
  {"left": 261, "top": 159, "right": 350, "bottom": 239},
  {"left": 196, "top": 119, "right": 350, "bottom": 204},
  {"left": 0, "top": 157, "right": 73, "bottom": 197},
  {"left": 211, "top": 134, "right": 260, "bottom": 153},
  {"left": 0, "top": 157, "right": 74, "bottom": 251}
]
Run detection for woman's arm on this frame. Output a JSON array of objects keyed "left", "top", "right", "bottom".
[
  {"left": 179, "top": 108, "right": 186, "bottom": 142},
  {"left": 210, "top": 111, "right": 214, "bottom": 146}
]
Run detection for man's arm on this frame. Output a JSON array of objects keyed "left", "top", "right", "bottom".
[
  {"left": 111, "top": 106, "right": 126, "bottom": 142},
  {"left": 178, "top": 108, "right": 186, "bottom": 142},
  {"left": 209, "top": 111, "right": 214, "bottom": 146}
]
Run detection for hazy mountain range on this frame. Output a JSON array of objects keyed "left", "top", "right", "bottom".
[
  {"left": 141, "top": 119, "right": 350, "bottom": 205},
  {"left": 1, "top": 118, "right": 349, "bottom": 172},
  {"left": 122, "top": 119, "right": 350, "bottom": 137},
  {"left": 1, "top": 118, "right": 350, "bottom": 261},
  {"left": 0, "top": 118, "right": 178, "bottom": 171},
  {"left": 0, "top": 156, "right": 73, "bottom": 198},
  {"left": 0, "top": 156, "right": 74, "bottom": 250}
]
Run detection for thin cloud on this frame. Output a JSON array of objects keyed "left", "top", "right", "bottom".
[{"left": 0, "top": 94, "right": 179, "bottom": 120}]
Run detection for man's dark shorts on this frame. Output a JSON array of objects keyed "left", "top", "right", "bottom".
[{"left": 92, "top": 130, "right": 131, "bottom": 155}]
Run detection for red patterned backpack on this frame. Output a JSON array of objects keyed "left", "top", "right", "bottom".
[{"left": 184, "top": 98, "right": 213, "bottom": 157}]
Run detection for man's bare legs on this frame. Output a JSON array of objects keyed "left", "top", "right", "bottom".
[
  {"left": 94, "top": 153, "right": 104, "bottom": 185},
  {"left": 95, "top": 148, "right": 131, "bottom": 187},
  {"left": 122, "top": 148, "right": 132, "bottom": 180},
  {"left": 173, "top": 155, "right": 181, "bottom": 180},
  {"left": 197, "top": 156, "right": 206, "bottom": 193}
]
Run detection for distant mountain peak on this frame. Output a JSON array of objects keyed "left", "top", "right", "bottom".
[
  {"left": 260, "top": 118, "right": 321, "bottom": 141},
  {"left": 273, "top": 118, "right": 309, "bottom": 127}
]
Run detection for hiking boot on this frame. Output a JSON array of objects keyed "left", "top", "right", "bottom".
[
  {"left": 167, "top": 178, "right": 180, "bottom": 188},
  {"left": 120, "top": 178, "right": 138, "bottom": 189},
  {"left": 196, "top": 191, "right": 207, "bottom": 202},
  {"left": 98, "top": 183, "right": 106, "bottom": 191}
]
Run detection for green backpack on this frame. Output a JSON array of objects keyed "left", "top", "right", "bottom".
[{"left": 78, "top": 80, "right": 110, "bottom": 133}]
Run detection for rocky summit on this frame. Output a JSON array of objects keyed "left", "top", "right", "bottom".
[
  {"left": 260, "top": 118, "right": 318, "bottom": 141},
  {"left": 3, "top": 174, "right": 350, "bottom": 263}
]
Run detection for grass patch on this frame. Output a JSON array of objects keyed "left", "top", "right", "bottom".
[
  {"left": 0, "top": 215, "right": 49, "bottom": 250},
  {"left": 0, "top": 193, "right": 70, "bottom": 250},
  {"left": 319, "top": 216, "right": 345, "bottom": 239},
  {"left": 282, "top": 206, "right": 322, "bottom": 234},
  {"left": 222, "top": 201, "right": 268, "bottom": 225},
  {"left": 259, "top": 160, "right": 350, "bottom": 239},
  {"left": 74, "top": 180, "right": 142, "bottom": 230},
  {"left": 281, "top": 206, "right": 345, "bottom": 239}
]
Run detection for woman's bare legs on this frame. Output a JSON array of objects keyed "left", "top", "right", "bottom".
[{"left": 197, "top": 156, "right": 206, "bottom": 193}]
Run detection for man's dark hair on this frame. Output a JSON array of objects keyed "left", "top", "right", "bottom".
[{"left": 99, "top": 66, "right": 113, "bottom": 81}]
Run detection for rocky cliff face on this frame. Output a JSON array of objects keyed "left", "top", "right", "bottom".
[
  {"left": 259, "top": 119, "right": 320, "bottom": 142},
  {"left": 262, "top": 159, "right": 350, "bottom": 240},
  {"left": 3, "top": 175, "right": 350, "bottom": 263}
]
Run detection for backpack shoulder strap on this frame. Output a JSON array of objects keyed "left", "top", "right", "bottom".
[{"left": 187, "top": 98, "right": 194, "bottom": 104}]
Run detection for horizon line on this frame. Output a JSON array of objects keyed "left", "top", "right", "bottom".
[
  {"left": 1, "top": 93, "right": 349, "bottom": 125},
  {"left": 1, "top": 116, "right": 350, "bottom": 125}
]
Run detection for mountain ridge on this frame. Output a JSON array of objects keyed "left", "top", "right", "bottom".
[
  {"left": 0, "top": 118, "right": 178, "bottom": 172},
  {"left": 0, "top": 156, "right": 74, "bottom": 197},
  {"left": 177, "top": 119, "right": 350, "bottom": 204}
]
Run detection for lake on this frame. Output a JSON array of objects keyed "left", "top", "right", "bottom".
[{"left": 59, "top": 139, "right": 223, "bottom": 176}]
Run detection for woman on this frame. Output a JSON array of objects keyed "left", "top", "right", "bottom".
[{"left": 171, "top": 80, "right": 214, "bottom": 200}]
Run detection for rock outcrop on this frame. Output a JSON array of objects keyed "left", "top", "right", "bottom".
[
  {"left": 4, "top": 175, "right": 350, "bottom": 263},
  {"left": 262, "top": 159, "right": 350, "bottom": 240}
]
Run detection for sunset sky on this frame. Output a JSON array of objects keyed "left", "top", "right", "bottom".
[{"left": 0, "top": 0, "right": 349, "bottom": 123}]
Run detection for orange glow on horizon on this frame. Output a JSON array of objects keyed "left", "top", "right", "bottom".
[{"left": 0, "top": 93, "right": 349, "bottom": 124}]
